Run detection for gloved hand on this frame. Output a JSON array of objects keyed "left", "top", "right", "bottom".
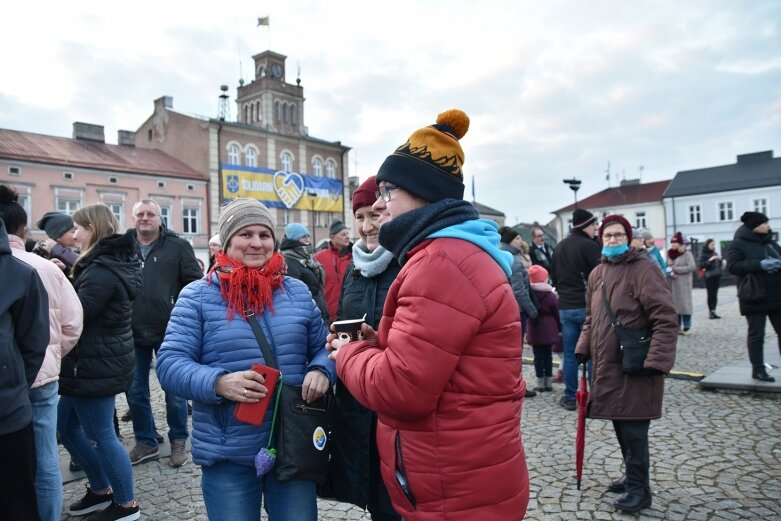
[
  {"left": 642, "top": 368, "right": 665, "bottom": 376},
  {"left": 760, "top": 258, "right": 781, "bottom": 271},
  {"left": 575, "top": 353, "right": 589, "bottom": 365}
]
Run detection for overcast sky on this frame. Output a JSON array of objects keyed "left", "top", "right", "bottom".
[{"left": 2, "top": 1, "right": 779, "bottom": 224}]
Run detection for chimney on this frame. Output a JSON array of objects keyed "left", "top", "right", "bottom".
[
  {"left": 620, "top": 179, "right": 640, "bottom": 187},
  {"left": 737, "top": 151, "right": 773, "bottom": 165},
  {"left": 72, "top": 122, "right": 105, "bottom": 142},
  {"left": 154, "top": 96, "right": 173, "bottom": 112},
  {"left": 118, "top": 130, "right": 136, "bottom": 146}
]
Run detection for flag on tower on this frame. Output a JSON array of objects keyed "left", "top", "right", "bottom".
[{"left": 257, "top": 16, "right": 270, "bottom": 26}]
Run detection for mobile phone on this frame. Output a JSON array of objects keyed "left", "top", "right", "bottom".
[{"left": 233, "top": 363, "right": 280, "bottom": 426}]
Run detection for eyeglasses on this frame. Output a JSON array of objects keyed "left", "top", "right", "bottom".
[
  {"left": 602, "top": 232, "right": 627, "bottom": 241},
  {"left": 375, "top": 184, "right": 401, "bottom": 203}
]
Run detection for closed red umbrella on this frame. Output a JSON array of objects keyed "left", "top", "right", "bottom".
[{"left": 575, "top": 361, "right": 589, "bottom": 490}]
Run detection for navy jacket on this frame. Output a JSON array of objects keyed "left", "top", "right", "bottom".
[
  {"left": 550, "top": 230, "right": 601, "bottom": 309},
  {"left": 0, "top": 220, "right": 49, "bottom": 435}
]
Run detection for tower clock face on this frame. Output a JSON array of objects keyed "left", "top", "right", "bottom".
[{"left": 271, "top": 64, "right": 282, "bottom": 78}]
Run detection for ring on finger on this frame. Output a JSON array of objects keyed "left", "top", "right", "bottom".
[{"left": 243, "top": 388, "right": 247, "bottom": 397}]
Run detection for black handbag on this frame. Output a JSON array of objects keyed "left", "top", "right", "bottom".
[
  {"left": 737, "top": 272, "right": 765, "bottom": 302},
  {"left": 601, "top": 283, "right": 652, "bottom": 374},
  {"left": 246, "top": 311, "right": 333, "bottom": 483}
]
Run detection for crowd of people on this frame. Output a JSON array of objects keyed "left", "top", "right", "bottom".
[{"left": 1, "top": 107, "right": 778, "bottom": 520}]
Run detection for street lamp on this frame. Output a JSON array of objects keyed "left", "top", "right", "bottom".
[
  {"left": 307, "top": 189, "right": 317, "bottom": 245},
  {"left": 562, "top": 178, "right": 582, "bottom": 208}
]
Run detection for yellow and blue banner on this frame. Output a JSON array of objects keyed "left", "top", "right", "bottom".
[{"left": 222, "top": 165, "right": 343, "bottom": 212}]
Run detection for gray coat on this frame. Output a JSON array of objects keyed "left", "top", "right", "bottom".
[{"left": 668, "top": 250, "right": 695, "bottom": 315}]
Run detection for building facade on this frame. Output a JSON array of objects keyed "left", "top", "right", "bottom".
[
  {"left": 135, "top": 50, "right": 351, "bottom": 245},
  {"left": 0, "top": 124, "right": 208, "bottom": 254},
  {"left": 662, "top": 151, "right": 780, "bottom": 255}
]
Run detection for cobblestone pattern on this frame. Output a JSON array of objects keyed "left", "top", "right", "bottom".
[{"left": 61, "top": 288, "right": 781, "bottom": 520}]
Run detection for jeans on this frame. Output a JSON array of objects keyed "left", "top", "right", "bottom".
[
  {"left": 0, "top": 422, "right": 40, "bottom": 521},
  {"left": 129, "top": 343, "right": 188, "bottom": 446},
  {"left": 746, "top": 310, "right": 781, "bottom": 371},
  {"left": 57, "top": 395, "right": 136, "bottom": 504},
  {"left": 560, "top": 308, "right": 587, "bottom": 400},
  {"left": 30, "top": 381, "right": 61, "bottom": 521},
  {"left": 678, "top": 314, "right": 692, "bottom": 329},
  {"left": 201, "top": 461, "right": 317, "bottom": 521}
]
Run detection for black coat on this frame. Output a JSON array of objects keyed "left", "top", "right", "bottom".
[
  {"left": 328, "top": 253, "right": 401, "bottom": 511},
  {"left": 550, "top": 229, "right": 602, "bottom": 309},
  {"left": 60, "top": 233, "right": 142, "bottom": 398},
  {"left": 127, "top": 227, "right": 203, "bottom": 347},
  {"left": 726, "top": 225, "right": 781, "bottom": 315},
  {"left": 280, "top": 238, "right": 330, "bottom": 323},
  {"left": 0, "top": 221, "right": 49, "bottom": 435},
  {"left": 529, "top": 242, "right": 555, "bottom": 270}
]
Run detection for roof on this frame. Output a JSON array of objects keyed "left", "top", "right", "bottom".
[
  {"left": 471, "top": 201, "right": 505, "bottom": 216},
  {"left": 555, "top": 179, "right": 670, "bottom": 213},
  {"left": 663, "top": 151, "right": 780, "bottom": 198},
  {"left": 0, "top": 128, "right": 207, "bottom": 180}
]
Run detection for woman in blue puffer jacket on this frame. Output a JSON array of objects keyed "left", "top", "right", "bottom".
[{"left": 157, "top": 198, "right": 334, "bottom": 521}]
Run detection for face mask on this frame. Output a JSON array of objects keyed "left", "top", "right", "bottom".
[{"left": 602, "top": 243, "right": 629, "bottom": 258}]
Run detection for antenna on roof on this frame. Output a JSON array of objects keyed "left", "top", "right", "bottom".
[
  {"left": 639, "top": 165, "right": 644, "bottom": 182},
  {"left": 605, "top": 161, "right": 611, "bottom": 188}
]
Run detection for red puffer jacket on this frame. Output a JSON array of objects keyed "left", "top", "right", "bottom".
[{"left": 337, "top": 238, "right": 529, "bottom": 521}]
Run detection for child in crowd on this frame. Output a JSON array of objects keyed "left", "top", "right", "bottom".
[{"left": 526, "top": 265, "right": 561, "bottom": 392}]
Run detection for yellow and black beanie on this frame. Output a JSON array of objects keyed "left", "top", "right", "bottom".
[{"left": 376, "top": 109, "right": 469, "bottom": 202}]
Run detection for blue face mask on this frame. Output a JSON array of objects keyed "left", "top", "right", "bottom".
[{"left": 602, "top": 244, "right": 629, "bottom": 258}]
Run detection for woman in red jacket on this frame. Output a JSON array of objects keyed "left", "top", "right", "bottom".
[{"left": 328, "top": 110, "right": 529, "bottom": 521}]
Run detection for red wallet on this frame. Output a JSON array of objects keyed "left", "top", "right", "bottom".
[{"left": 233, "top": 363, "right": 281, "bottom": 426}]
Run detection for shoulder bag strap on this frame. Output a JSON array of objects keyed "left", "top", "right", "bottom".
[
  {"left": 601, "top": 281, "right": 621, "bottom": 329},
  {"left": 244, "top": 310, "right": 278, "bottom": 370}
]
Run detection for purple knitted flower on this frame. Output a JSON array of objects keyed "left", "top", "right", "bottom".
[{"left": 255, "top": 448, "right": 276, "bottom": 477}]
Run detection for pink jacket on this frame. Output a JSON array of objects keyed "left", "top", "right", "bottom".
[{"left": 9, "top": 234, "right": 83, "bottom": 387}]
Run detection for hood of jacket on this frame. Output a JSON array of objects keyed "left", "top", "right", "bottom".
[
  {"left": 76, "top": 233, "right": 142, "bottom": 300},
  {"left": 733, "top": 224, "right": 772, "bottom": 245},
  {"left": 427, "top": 219, "right": 513, "bottom": 276}
]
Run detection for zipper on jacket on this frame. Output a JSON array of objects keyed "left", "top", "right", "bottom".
[
  {"left": 395, "top": 432, "right": 416, "bottom": 508},
  {"left": 295, "top": 403, "right": 326, "bottom": 413}
]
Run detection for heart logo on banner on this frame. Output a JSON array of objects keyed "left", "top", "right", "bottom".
[{"left": 273, "top": 170, "right": 304, "bottom": 208}]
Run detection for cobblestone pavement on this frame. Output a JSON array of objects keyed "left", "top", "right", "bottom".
[{"left": 61, "top": 288, "right": 781, "bottom": 520}]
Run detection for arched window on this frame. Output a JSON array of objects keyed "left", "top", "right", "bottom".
[
  {"left": 244, "top": 105, "right": 249, "bottom": 124},
  {"left": 228, "top": 144, "right": 241, "bottom": 165},
  {"left": 290, "top": 105, "right": 297, "bottom": 125},
  {"left": 312, "top": 157, "right": 323, "bottom": 177},
  {"left": 245, "top": 147, "right": 257, "bottom": 168},
  {"left": 275, "top": 101, "right": 281, "bottom": 122},
  {"left": 280, "top": 151, "right": 293, "bottom": 172},
  {"left": 255, "top": 101, "right": 261, "bottom": 122},
  {"left": 326, "top": 159, "right": 336, "bottom": 179},
  {"left": 283, "top": 103, "right": 289, "bottom": 123}
]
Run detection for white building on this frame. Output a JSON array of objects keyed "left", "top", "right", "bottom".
[{"left": 662, "top": 151, "right": 781, "bottom": 255}]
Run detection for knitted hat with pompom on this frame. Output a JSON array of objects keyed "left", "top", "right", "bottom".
[{"left": 376, "top": 109, "right": 470, "bottom": 202}]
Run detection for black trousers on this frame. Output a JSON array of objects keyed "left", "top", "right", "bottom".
[
  {"left": 704, "top": 275, "right": 721, "bottom": 312},
  {"left": 612, "top": 420, "right": 651, "bottom": 495},
  {"left": 0, "top": 421, "right": 41, "bottom": 521},
  {"left": 746, "top": 309, "right": 781, "bottom": 371},
  {"left": 532, "top": 345, "right": 553, "bottom": 377}
]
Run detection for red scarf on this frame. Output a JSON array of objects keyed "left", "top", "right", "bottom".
[
  {"left": 667, "top": 247, "right": 682, "bottom": 261},
  {"left": 209, "top": 251, "right": 286, "bottom": 320}
]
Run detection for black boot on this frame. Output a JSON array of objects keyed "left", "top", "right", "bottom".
[
  {"left": 752, "top": 369, "right": 775, "bottom": 382},
  {"left": 614, "top": 490, "right": 652, "bottom": 513},
  {"left": 607, "top": 477, "right": 626, "bottom": 493},
  {"left": 709, "top": 310, "right": 721, "bottom": 319}
]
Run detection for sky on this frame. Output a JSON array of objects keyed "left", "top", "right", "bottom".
[{"left": 1, "top": 1, "right": 779, "bottom": 225}]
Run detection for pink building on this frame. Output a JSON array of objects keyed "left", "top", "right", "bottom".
[{"left": 0, "top": 123, "right": 209, "bottom": 256}]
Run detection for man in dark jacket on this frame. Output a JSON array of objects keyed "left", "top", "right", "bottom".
[
  {"left": 550, "top": 208, "right": 601, "bottom": 410},
  {"left": 529, "top": 226, "right": 555, "bottom": 270},
  {"left": 125, "top": 200, "right": 203, "bottom": 467},
  {"left": 0, "top": 218, "right": 50, "bottom": 521},
  {"left": 280, "top": 222, "right": 330, "bottom": 322}
]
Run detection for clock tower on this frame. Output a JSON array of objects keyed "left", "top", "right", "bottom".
[{"left": 236, "top": 50, "right": 305, "bottom": 136}]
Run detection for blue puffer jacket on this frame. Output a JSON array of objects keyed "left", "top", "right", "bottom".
[{"left": 156, "top": 274, "right": 334, "bottom": 468}]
